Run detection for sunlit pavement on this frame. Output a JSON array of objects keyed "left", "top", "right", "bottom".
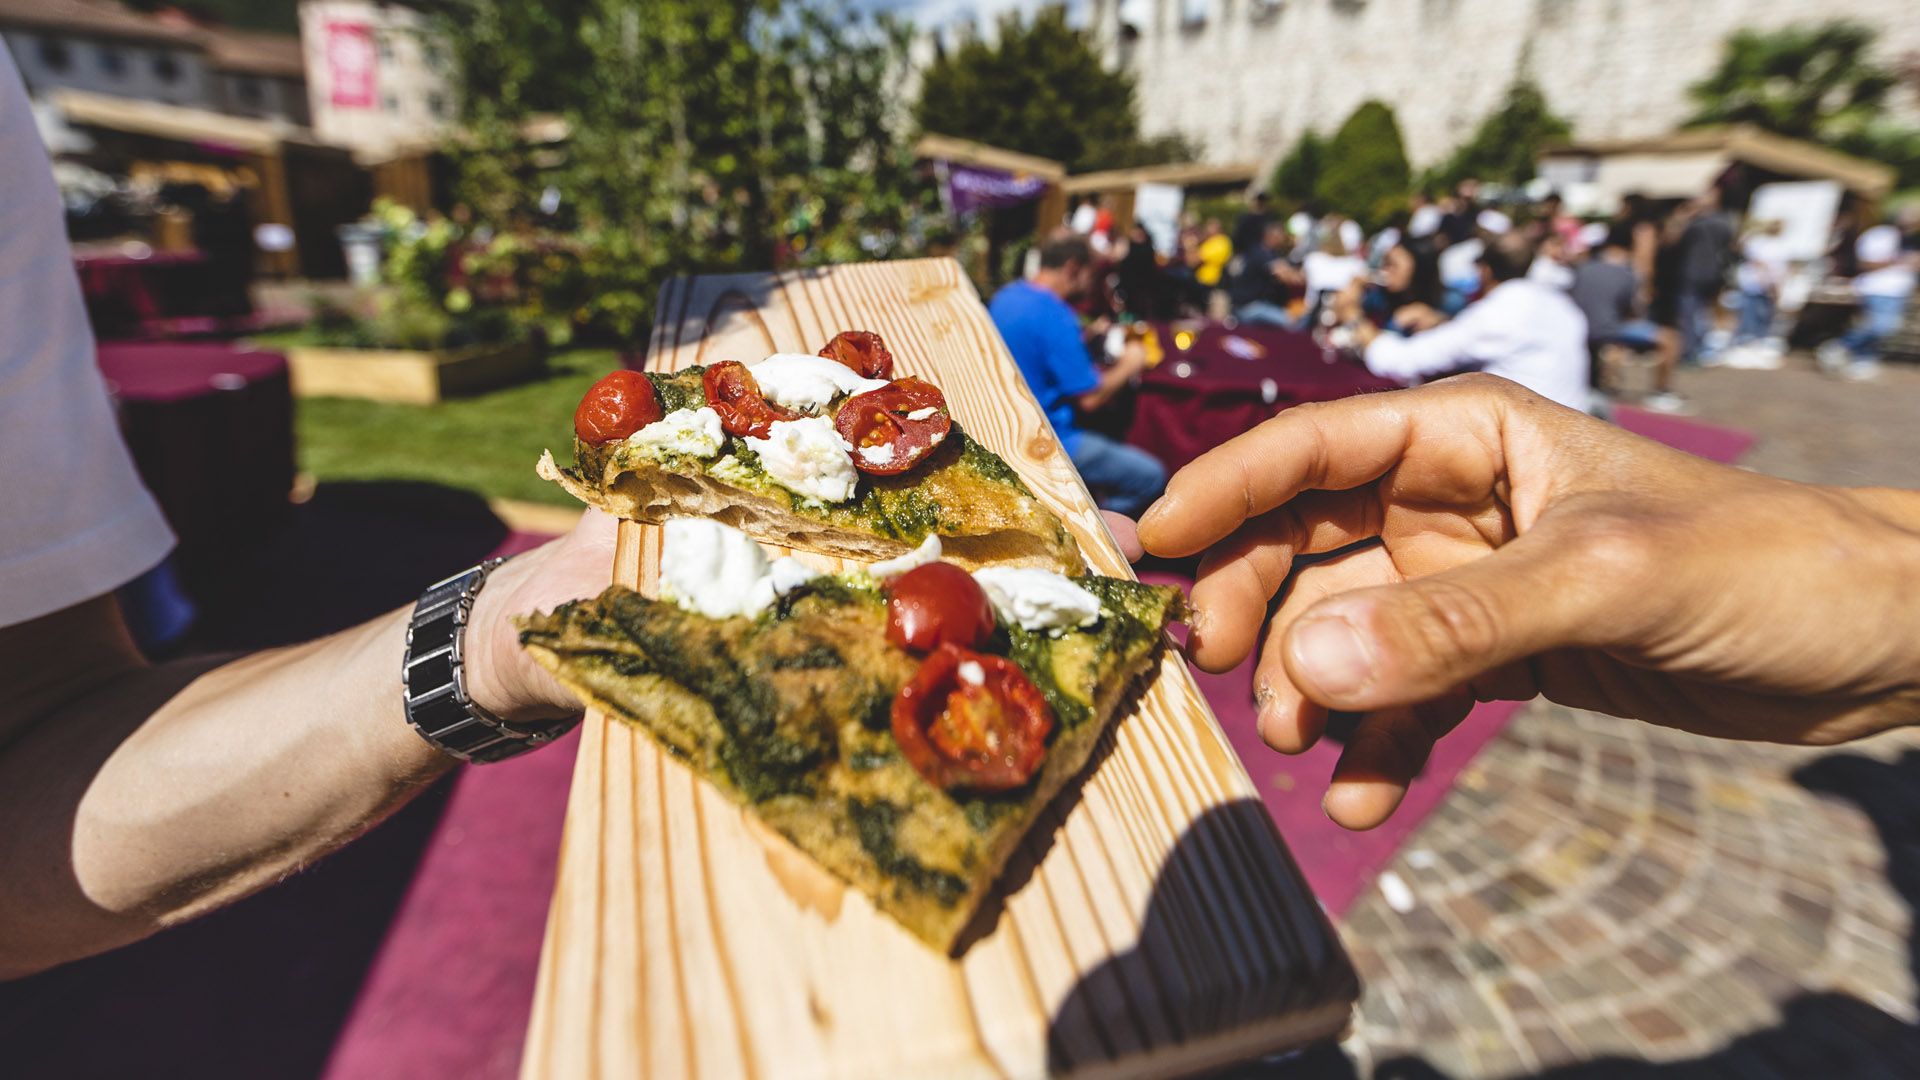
[{"left": 1308, "top": 356, "right": 1920, "bottom": 1078}]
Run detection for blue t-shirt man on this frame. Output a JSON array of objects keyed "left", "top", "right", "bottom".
[
  {"left": 988, "top": 237, "right": 1167, "bottom": 517},
  {"left": 988, "top": 279, "right": 1098, "bottom": 455}
]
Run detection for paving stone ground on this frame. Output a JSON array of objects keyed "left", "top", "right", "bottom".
[{"left": 1271, "top": 356, "right": 1920, "bottom": 1078}]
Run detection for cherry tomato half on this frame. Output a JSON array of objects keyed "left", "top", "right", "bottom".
[
  {"left": 703, "top": 361, "right": 798, "bottom": 438},
  {"left": 575, "top": 369, "right": 664, "bottom": 444},
  {"left": 893, "top": 644, "right": 1053, "bottom": 793},
  {"left": 887, "top": 562, "right": 995, "bottom": 653},
  {"left": 818, "top": 330, "right": 894, "bottom": 380},
  {"left": 834, "top": 378, "right": 951, "bottom": 476}
]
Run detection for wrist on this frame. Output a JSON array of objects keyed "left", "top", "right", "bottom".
[{"left": 462, "top": 553, "right": 581, "bottom": 725}]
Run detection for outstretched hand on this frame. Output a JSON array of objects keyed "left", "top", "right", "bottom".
[{"left": 1137, "top": 374, "right": 1920, "bottom": 830}]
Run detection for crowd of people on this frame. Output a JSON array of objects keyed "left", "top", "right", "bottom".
[{"left": 1051, "top": 178, "right": 1919, "bottom": 421}]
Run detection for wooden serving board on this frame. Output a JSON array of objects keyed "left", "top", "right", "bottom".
[{"left": 519, "top": 259, "right": 1356, "bottom": 1079}]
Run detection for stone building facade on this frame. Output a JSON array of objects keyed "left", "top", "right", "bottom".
[
  {"left": 1086, "top": 0, "right": 1920, "bottom": 172},
  {"left": 298, "top": 0, "right": 454, "bottom": 161}
]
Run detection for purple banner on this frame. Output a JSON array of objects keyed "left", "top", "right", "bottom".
[{"left": 945, "top": 163, "right": 1050, "bottom": 216}]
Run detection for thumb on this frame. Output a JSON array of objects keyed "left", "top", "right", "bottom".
[{"left": 1279, "top": 525, "right": 1651, "bottom": 711}]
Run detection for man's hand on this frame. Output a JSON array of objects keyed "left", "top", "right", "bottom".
[
  {"left": 1138, "top": 375, "right": 1920, "bottom": 831},
  {"left": 1391, "top": 302, "right": 1445, "bottom": 333},
  {"left": 466, "top": 508, "right": 619, "bottom": 723}
]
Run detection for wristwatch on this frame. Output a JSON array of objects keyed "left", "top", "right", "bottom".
[{"left": 402, "top": 558, "right": 577, "bottom": 763}]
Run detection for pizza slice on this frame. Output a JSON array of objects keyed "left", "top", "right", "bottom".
[
  {"left": 538, "top": 331, "right": 1082, "bottom": 573},
  {"left": 516, "top": 521, "right": 1182, "bottom": 951}
]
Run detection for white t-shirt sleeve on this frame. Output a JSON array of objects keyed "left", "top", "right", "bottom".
[
  {"left": 1856, "top": 224, "right": 1901, "bottom": 266},
  {"left": 0, "top": 53, "right": 174, "bottom": 628},
  {"left": 1363, "top": 298, "right": 1492, "bottom": 381}
]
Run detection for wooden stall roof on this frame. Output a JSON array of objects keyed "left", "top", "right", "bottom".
[
  {"left": 50, "top": 89, "right": 334, "bottom": 156},
  {"left": 0, "top": 0, "right": 202, "bottom": 46},
  {"left": 1542, "top": 124, "right": 1895, "bottom": 199},
  {"left": 203, "top": 27, "right": 306, "bottom": 80},
  {"left": 1061, "top": 160, "right": 1261, "bottom": 195},
  {"left": 914, "top": 132, "right": 1066, "bottom": 181}
]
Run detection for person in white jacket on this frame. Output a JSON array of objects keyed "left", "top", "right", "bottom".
[{"left": 1351, "top": 232, "right": 1592, "bottom": 413}]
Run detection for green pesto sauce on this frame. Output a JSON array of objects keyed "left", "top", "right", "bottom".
[
  {"left": 957, "top": 431, "right": 1033, "bottom": 495},
  {"left": 847, "top": 798, "right": 968, "bottom": 906}
]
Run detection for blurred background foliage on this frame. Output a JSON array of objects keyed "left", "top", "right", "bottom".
[
  {"left": 414, "top": 0, "right": 943, "bottom": 349},
  {"left": 913, "top": 5, "right": 1197, "bottom": 173},
  {"left": 1686, "top": 20, "right": 1920, "bottom": 189}
]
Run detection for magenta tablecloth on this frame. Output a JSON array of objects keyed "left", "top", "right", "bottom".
[
  {"left": 99, "top": 341, "right": 295, "bottom": 568},
  {"left": 76, "top": 250, "right": 253, "bottom": 339},
  {"left": 1124, "top": 321, "right": 1399, "bottom": 472}
]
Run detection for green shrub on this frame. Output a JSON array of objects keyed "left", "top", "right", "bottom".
[
  {"left": 1271, "top": 130, "right": 1327, "bottom": 209},
  {"left": 1313, "top": 101, "right": 1411, "bottom": 230},
  {"left": 1425, "top": 78, "right": 1571, "bottom": 190}
]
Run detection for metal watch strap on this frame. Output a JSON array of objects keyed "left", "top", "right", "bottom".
[{"left": 402, "top": 558, "right": 575, "bottom": 763}]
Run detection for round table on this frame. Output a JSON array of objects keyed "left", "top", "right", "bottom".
[
  {"left": 99, "top": 342, "right": 295, "bottom": 571},
  {"left": 1124, "top": 320, "right": 1400, "bottom": 472}
]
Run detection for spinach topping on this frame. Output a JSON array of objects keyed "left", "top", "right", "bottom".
[
  {"left": 759, "top": 576, "right": 881, "bottom": 623},
  {"left": 602, "top": 590, "right": 819, "bottom": 801},
  {"left": 645, "top": 367, "right": 709, "bottom": 414},
  {"left": 1073, "top": 575, "right": 1175, "bottom": 659},
  {"left": 1004, "top": 627, "right": 1091, "bottom": 731},
  {"left": 767, "top": 642, "right": 845, "bottom": 670},
  {"left": 848, "top": 799, "right": 967, "bottom": 906},
  {"left": 962, "top": 796, "right": 1023, "bottom": 833}
]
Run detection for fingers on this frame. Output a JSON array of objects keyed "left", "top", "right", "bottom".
[
  {"left": 1138, "top": 380, "right": 1519, "bottom": 558},
  {"left": 1187, "top": 488, "right": 1383, "bottom": 672},
  {"left": 1280, "top": 519, "right": 1650, "bottom": 713},
  {"left": 1100, "top": 511, "right": 1144, "bottom": 563},
  {"left": 1251, "top": 545, "right": 1403, "bottom": 754},
  {"left": 1323, "top": 693, "right": 1475, "bottom": 830}
]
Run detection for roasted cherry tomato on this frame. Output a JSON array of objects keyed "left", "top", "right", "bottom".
[
  {"left": 703, "top": 361, "right": 798, "bottom": 438},
  {"left": 818, "top": 330, "right": 894, "bottom": 380},
  {"left": 886, "top": 562, "right": 995, "bottom": 653},
  {"left": 834, "top": 378, "right": 951, "bottom": 475},
  {"left": 893, "top": 644, "right": 1053, "bottom": 793},
  {"left": 574, "top": 369, "right": 664, "bottom": 444}
]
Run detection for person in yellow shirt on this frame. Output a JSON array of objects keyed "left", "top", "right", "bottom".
[{"left": 1194, "top": 218, "right": 1232, "bottom": 287}]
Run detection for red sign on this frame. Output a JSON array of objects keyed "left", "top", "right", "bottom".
[{"left": 326, "top": 22, "right": 377, "bottom": 108}]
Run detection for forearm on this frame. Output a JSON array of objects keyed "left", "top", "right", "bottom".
[
  {"left": 0, "top": 606, "right": 452, "bottom": 978},
  {"left": 1362, "top": 325, "right": 1465, "bottom": 381},
  {"left": 1075, "top": 364, "right": 1133, "bottom": 413}
]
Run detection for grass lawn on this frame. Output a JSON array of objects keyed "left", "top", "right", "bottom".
[{"left": 292, "top": 348, "right": 618, "bottom": 507}]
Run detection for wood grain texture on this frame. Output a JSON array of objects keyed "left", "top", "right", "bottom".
[{"left": 520, "top": 259, "right": 1356, "bottom": 1080}]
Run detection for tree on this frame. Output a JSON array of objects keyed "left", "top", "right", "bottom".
[
  {"left": 1688, "top": 21, "right": 1920, "bottom": 188},
  {"left": 427, "top": 0, "right": 940, "bottom": 343},
  {"left": 1312, "top": 101, "right": 1410, "bottom": 229},
  {"left": 1687, "top": 21, "right": 1895, "bottom": 141},
  {"left": 913, "top": 7, "right": 1190, "bottom": 172},
  {"left": 1269, "top": 130, "right": 1326, "bottom": 208},
  {"left": 1425, "top": 77, "right": 1570, "bottom": 190}
]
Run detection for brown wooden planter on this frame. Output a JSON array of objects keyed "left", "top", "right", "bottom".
[{"left": 285, "top": 341, "right": 543, "bottom": 404}]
